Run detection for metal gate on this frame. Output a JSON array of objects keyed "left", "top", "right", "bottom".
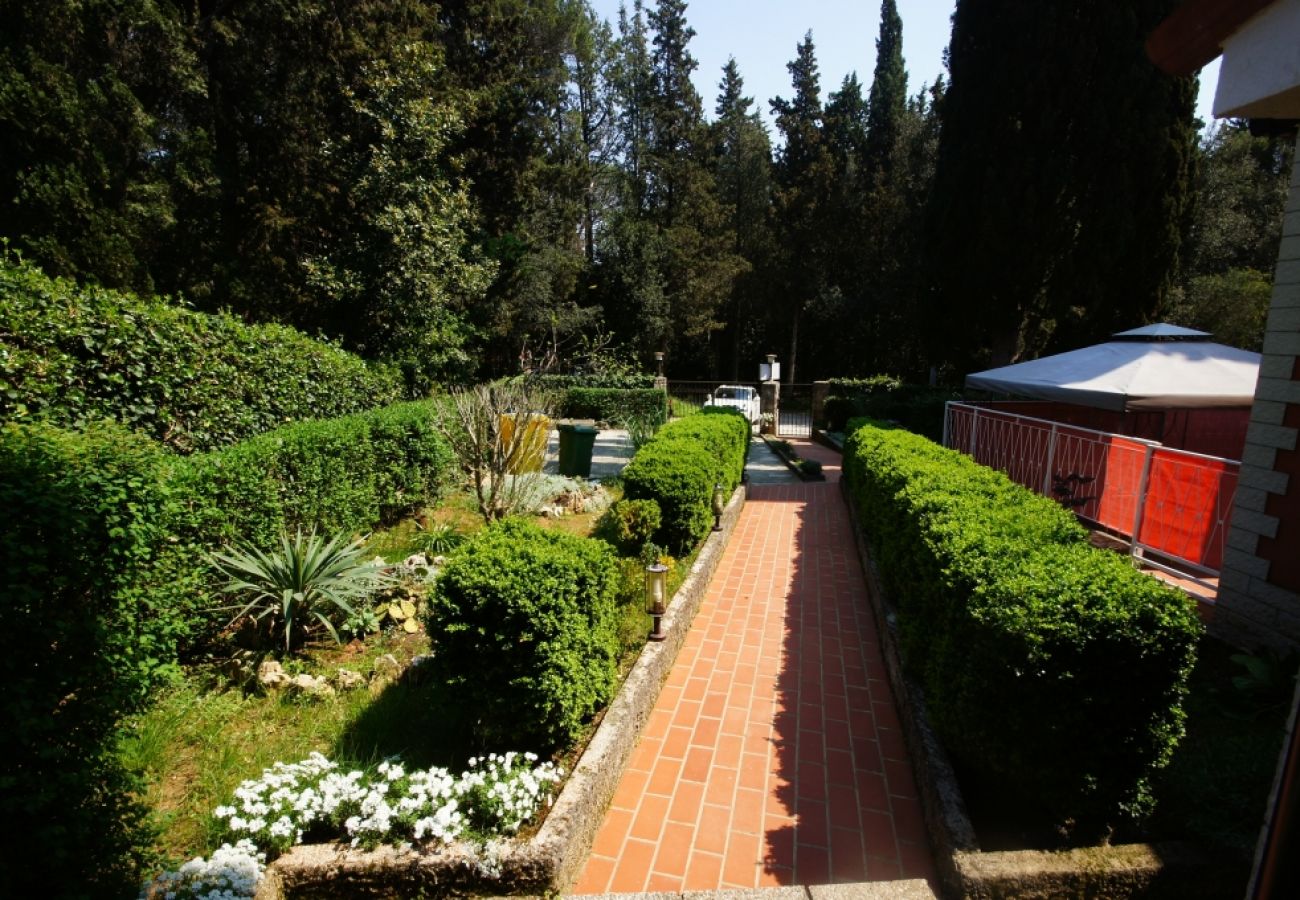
[
  {"left": 779, "top": 383, "right": 814, "bottom": 437},
  {"left": 665, "top": 381, "right": 761, "bottom": 424}
]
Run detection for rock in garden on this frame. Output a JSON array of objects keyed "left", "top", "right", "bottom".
[
  {"left": 286, "top": 673, "right": 335, "bottom": 699},
  {"left": 257, "top": 659, "right": 287, "bottom": 690},
  {"left": 402, "top": 553, "right": 429, "bottom": 569},
  {"left": 371, "top": 653, "right": 403, "bottom": 692},
  {"left": 336, "top": 668, "right": 365, "bottom": 690}
]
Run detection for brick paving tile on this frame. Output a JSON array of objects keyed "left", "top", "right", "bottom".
[{"left": 569, "top": 452, "right": 937, "bottom": 894}]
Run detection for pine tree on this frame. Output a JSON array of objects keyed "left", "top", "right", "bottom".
[
  {"left": 925, "top": 0, "right": 1197, "bottom": 374},
  {"left": 863, "top": 0, "right": 907, "bottom": 178}
]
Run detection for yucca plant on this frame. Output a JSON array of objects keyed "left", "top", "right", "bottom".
[{"left": 209, "top": 529, "right": 391, "bottom": 654}]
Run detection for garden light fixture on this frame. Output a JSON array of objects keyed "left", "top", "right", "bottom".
[
  {"left": 712, "top": 482, "right": 726, "bottom": 531},
  {"left": 654, "top": 350, "right": 665, "bottom": 376},
  {"left": 645, "top": 562, "right": 669, "bottom": 642}
]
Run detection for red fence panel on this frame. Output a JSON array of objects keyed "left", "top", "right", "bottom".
[
  {"left": 1137, "top": 450, "right": 1239, "bottom": 572},
  {"left": 943, "top": 402, "right": 1239, "bottom": 576}
]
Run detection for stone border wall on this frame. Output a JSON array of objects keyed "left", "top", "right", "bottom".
[
  {"left": 255, "top": 484, "right": 748, "bottom": 899},
  {"left": 838, "top": 478, "right": 1248, "bottom": 900}
]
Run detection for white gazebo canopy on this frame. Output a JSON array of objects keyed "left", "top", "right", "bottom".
[{"left": 964, "top": 324, "right": 1261, "bottom": 411}]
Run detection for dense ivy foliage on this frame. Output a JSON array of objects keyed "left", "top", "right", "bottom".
[
  {"left": 621, "top": 408, "right": 749, "bottom": 553},
  {"left": 560, "top": 387, "right": 667, "bottom": 424},
  {"left": 0, "top": 255, "right": 400, "bottom": 453},
  {"left": 0, "top": 422, "right": 177, "bottom": 896},
  {"left": 426, "top": 519, "right": 619, "bottom": 749},
  {"left": 843, "top": 421, "right": 1201, "bottom": 832}
]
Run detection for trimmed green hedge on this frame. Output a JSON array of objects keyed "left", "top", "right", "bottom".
[
  {"left": 0, "top": 422, "right": 182, "bottom": 894},
  {"left": 426, "top": 518, "right": 619, "bottom": 748},
  {"left": 621, "top": 407, "right": 749, "bottom": 553},
  {"left": 0, "top": 254, "right": 401, "bottom": 453},
  {"left": 843, "top": 421, "right": 1201, "bottom": 831},
  {"left": 174, "top": 399, "right": 453, "bottom": 552},
  {"left": 824, "top": 376, "right": 958, "bottom": 440},
  {"left": 0, "top": 400, "right": 454, "bottom": 888},
  {"left": 560, "top": 387, "right": 667, "bottom": 424},
  {"left": 529, "top": 373, "right": 655, "bottom": 390}
]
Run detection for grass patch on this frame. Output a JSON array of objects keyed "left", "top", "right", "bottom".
[
  {"left": 1147, "top": 635, "right": 1293, "bottom": 852},
  {"left": 123, "top": 474, "right": 718, "bottom": 869},
  {"left": 958, "top": 634, "right": 1292, "bottom": 856},
  {"left": 120, "top": 631, "right": 440, "bottom": 866}
]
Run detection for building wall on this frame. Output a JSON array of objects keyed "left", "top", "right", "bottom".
[{"left": 1216, "top": 134, "right": 1300, "bottom": 648}]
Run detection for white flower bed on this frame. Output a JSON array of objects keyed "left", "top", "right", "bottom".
[{"left": 143, "top": 752, "right": 562, "bottom": 900}]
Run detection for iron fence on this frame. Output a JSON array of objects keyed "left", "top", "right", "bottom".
[{"left": 944, "top": 401, "right": 1239, "bottom": 585}]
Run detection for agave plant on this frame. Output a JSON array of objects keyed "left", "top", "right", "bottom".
[{"left": 209, "top": 529, "right": 391, "bottom": 654}]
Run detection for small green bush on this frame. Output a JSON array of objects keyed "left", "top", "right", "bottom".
[
  {"left": 601, "top": 498, "right": 663, "bottom": 553},
  {"left": 560, "top": 387, "right": 667, "bottom": 425},
  {"left": 0, "top": 421, "right": 180, "bottom": 894},
  {"left": 843, "top": 421, "right": 1201, "bottom": 832},
  {"left": 426, "top": 519, "right": 619, "bottom": 748},
  {"left": 0, "top": 254, "right": 400, "bottom": 453},
  {"left": 621, "top": 408, "right": 749, "bottom": 553}
]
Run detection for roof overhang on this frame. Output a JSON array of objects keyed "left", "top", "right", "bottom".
[
  {"left": 1146, "top": 0, "right": 1276, "bottom": 76},
  {"left": 1147, "top": 0, "right": 1300, "bottom": 121}
]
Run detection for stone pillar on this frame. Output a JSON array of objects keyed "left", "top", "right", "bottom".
[
  {"left": 1216, "top": 135, "right": 1300, "bottom": 649},
  {"left": 760, "top": 381, "right": 779, "bottom": 435},
  {"left": 760, "top": 355, "right": 779, "bottom": 435},
  {"left": 812, "top": 381, "right": 830, "bottom": 430}
]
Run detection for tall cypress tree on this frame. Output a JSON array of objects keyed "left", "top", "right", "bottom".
[
  {"left": 925, "top": 0, "right": 1197, "bottom": 374},
  {"left": 771, "top": 32, "right": 834, "bottom": 382},
  {"left": 713, "top": 58, "right": 774, "bottom": 378},
  {"left": 863, "top": 0, "right": 907, "bottom": 178}
]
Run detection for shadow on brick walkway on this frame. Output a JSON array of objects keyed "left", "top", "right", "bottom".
[{"left": 570, "top": 441, "right": 935, "bottom": 893}]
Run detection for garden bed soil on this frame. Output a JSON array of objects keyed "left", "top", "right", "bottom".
[
  {"left": 251, "top": 483, "right": 749, "bottom": 899},
  {"left": 761, "top": 434, "right": 826, "bottom": 480},
  {"left": 839, "top": 477, "right": 1263, "bottom": 899}
]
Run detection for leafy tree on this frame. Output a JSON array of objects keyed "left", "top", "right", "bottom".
[
  {"left": 863, "top": 0, "right": 907, "bottom": 179},
  {"left": 925, "top": 0, "right": 1198, "bottom": 375},
  {"left": 1184, "top": 121, "right": 1295, "bottom": 278},
  {"left": 0, "top": 0, "right": 196, "bottom": 296},
  {"left": 1160, "top": 121, "right": 1294, "bottom": 349},
  {"left": 301, "top": 42, "right": 496, "bottom": 393}
]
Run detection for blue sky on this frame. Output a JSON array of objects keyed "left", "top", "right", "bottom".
[{"left": 588, "top": 0, "right": 1221, "bottom": 132}]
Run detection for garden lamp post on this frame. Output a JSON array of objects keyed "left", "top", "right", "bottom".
[
  {"left": 712, "top": 483, "right": 726, "bottom": 531},
  {"left": 645, "top": 562, "right": 669, "bottom": 642},
  {"left": 654, "top": 350, "right": 665, "bottom": 377}
]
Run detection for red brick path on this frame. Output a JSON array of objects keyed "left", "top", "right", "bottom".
[{"left": 571, "top": 441, "right": 935, "bottom": 893}]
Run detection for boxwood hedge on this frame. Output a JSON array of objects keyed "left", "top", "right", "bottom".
[
  {"left": 0, "top": 254, "right": 401, "bottom": 453},
  {"left": 560, "top": 387, "right": 667, "bottom": 425},
  {"left": 621, "top": 407, "right": 749, "bottom": 553},
  {"left": 426, "top": 518, "right": 619, "bottom": 749},
  {"left": 0, "top": 422, "right": 181, "bottom": 894},
  {"left": 843, "top": 420, "right": 1201, "bottom": 832}
]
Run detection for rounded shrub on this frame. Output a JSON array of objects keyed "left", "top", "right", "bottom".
[
  {"left": 600, "top": 498, "right": 663, "bottom": 553},
  {"left": 426, "top": 519, "right": 619, "bottom": 749}
]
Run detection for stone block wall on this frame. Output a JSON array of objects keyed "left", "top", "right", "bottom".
[{"left": 1217, "top": 135, "right": 1300, "bottom": 649}]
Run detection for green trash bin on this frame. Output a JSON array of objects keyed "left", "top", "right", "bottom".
[{"left": 557, "top": 423, "right": 599, "bottom": 478}]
